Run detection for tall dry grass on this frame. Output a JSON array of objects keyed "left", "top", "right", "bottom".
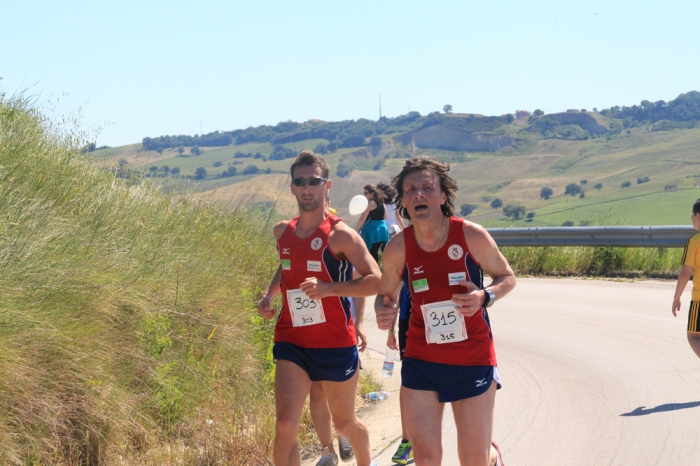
[
  {"left": 0, "top": 95, "right": 281, "bottom": 464},
  {"left": 503, "top": 246, "right": 683, "bottom": 278}
]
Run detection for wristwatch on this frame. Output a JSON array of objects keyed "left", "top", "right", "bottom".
[{"left": 482, "top": 288, "right": 496, "bottom": 308}]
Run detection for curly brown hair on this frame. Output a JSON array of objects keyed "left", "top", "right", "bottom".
[{"left": 391, "top": 155, "right": 458, "bottom": 220}]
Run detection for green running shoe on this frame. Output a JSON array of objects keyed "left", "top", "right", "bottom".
[{"left": 391, "top": 439, "right": 413, "bottom": 465}]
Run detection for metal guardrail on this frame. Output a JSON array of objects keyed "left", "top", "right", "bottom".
[{"left": 486, "top": 226, "right": 696, "bottom": 247}]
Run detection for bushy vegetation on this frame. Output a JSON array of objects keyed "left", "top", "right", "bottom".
[
  {"left": 504, "top": 246, "right": 682, "bottom": 278},
  {"left": 601, "top": 90, "right": 700, "bottom": 124},
  {"left": 0, "top": 95, "right": 286, "bottom": 464}
]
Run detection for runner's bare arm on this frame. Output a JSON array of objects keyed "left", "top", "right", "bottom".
[
  {"left": 256, "top": 221, "right": 290, "bottom": 320},
  {"left": 355, "top": 200, "right": 376, "bottom": 232},
  {"left": 464, "top": 222, "right": 516, "bottom": 306},
  {"left": 258, "top": 264, "right": 282, "bottom": 319},
  {"left": 375, "top": 233, "right": 405, "bottom": 330},
  {"left": 673, "top": 265, "right": 694, "bottom": 317},
  {"left": 300, "top": 222, "right": 380, "bottom": 299}
]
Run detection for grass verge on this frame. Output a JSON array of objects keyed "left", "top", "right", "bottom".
[{"left": 0, "top": 94, "right": 285, "bottom": 464}]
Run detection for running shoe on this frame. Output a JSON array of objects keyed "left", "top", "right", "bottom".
[
  {"left": 492, "top": 441, "right": 505, "bottom": 466},
  {"left": 315, "top": 447, "right": 338, "bottom": 466},
  {"left": 391, "top": 439, "right": 413, "bottom": 465},
  {"left": 337, "top": 435, "right": 354, "bottom": 461}
]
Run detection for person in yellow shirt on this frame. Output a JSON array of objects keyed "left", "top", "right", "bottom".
[{"left": 673, "top": 198, "right": 700, "bottom": 357}]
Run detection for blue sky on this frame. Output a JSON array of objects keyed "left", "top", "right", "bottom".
[{"left": 2, "top": 0, "right": 699, "bottom": 147}]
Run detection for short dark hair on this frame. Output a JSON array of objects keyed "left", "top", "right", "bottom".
[
  {"left": 290, "top": 150, "right": 329, "bottom": 179},
  {"left": 376, "top": 182, "right": 397, "bottom": 204},
  {"left": 694, "top": 198, "right": 700, "bottom": 215},
  {"left": 391, "top": 156, "right": 458, "bottom": 220}
]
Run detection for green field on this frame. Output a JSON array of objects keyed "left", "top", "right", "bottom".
[{"left": 96, "top": 116, "right": 700, "bottom": 227}]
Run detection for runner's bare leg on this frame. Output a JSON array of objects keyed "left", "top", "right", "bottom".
[
  {"left": 322, "top": 368, "right": 372, "bottom": 466},
  {"left": 687, "top": 332, "right": 700, "bottom": 358},
  {"left": 452, "top": 382, "right": 497, "bottom": 466},
  {"left": 309, "top": 382, "right": 335, "bottom": 453},
  {"left": 402, "top": 386, "right": 445, "bottom": 465},
  {"left": 274, "top": 360, "right": 313, "bottom": 466}
]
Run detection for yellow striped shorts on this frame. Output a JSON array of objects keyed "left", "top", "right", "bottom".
[{"left": 688, "top": 301, "right": 700, "bottom": 333}]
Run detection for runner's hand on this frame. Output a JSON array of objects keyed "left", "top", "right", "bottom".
[
  {"left": 673, "top": 298, "right": 681, "bottom": 317},
  {"left": 257, "top": 295, "right": 278, "bottom": 320},
  {"left": 300, "top": 277, "right": 331, "bottom": 300},
  {"left": 387, "top": 332, "right": 398, "bottom": 350},
  {"left": 356, "top": 324, "right": 368, "bottom": 352},
  {"left": 376, "top": 295, "right": 399, "bottom": 330},
  {"left": 452, "top": 280, "right": 486, "bottom": 317}
]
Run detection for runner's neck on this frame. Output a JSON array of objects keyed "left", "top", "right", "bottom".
[
  {"left": 294, "top": 209, "right": 328, "bottom": 239},
  {"left": 412, "top": 214, "right": 448, "bottom": 252}
]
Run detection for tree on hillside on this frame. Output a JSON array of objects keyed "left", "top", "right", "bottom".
[
  {"left": 460, "top": 204, "right": 477, "bottom": 217},
  {"left": 621, "top": 181, "right": 631, "bottom": 188},
  {"left": 177, "top": 145, "right": 185, "bottom": 156},
  {"left": 594, "top": 183, "right": 603, "bottom": 190},
  {"left": 443, "top": 104, "right": 453, "bottom": 114},
  {"left": 580, "top": 179, "right": 588, "bottom": 185},
  {"left": 315, "top": 142, "right": 328, "bottom": 154},
  {"left": 533, "top": 109, "right": 544, "bottom": 116},
  {"left": 490, "top": 198, "right": 503, "bottom": 209},
  {"left": 149, "top": 165, "right": 158, "bottom": 174},
  {"left": 540, "top": 187, "right": 553, "bottom": 200},
  {"left": 526, "top": 212, "right": 536, "bottom": 222},
  {"left": 195, "top": 167, "right": 207, "bottom": 180},
  {"left": 171, "top": 167, "right": 180, "bottom": 175},
  {"left": 190, "top": 145, "right": 202, "bottom": 156},
  {"left": 565, "top": 183, "right": 582, "bottom": 196},
  {"left": 504, "top": 114, "right": 514, "bottom": 124},
  {"left": 155, "top": 147, "right": 164, "bottom": 154},
  {"left": 369, "top": 136, "right": 382, "bottom": 147},
  {"left": 503, "top": 204, "right": 526, "bottom": 220},
  {"left": 243, "top": 164, "right": 259, "bottom": 175}
]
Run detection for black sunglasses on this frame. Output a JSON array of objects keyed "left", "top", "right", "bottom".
[{"left": 292, "top": 177, "right": 328, "bottom": 187}]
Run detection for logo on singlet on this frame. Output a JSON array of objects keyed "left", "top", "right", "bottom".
[
  {"left": 311, "top": 237, "right": 323, "bottom": 250},
  {"left": 448, "top": 272, "right": 466, "bottom": 286},
  {"left": 413, "top": 265, "right": 424, "bottom": 274},
  {"left": 307, "top": 261, "right": 322, "bottom": 272},
  {"left": 281, "top": 259, "right": 291, "bottom": 270},
  {"left": 412, "top": 278, "right": 429, "bottom": 293},
  {"left": 282, "top": 248, "right": 291, "bottom": 254},
  {"left": 448, "top": 244, "right": 464, "bottom": 260}
]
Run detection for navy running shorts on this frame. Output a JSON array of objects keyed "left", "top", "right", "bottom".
[
  {"left": 401, "top": 357, "right": 502, "bottom": 403},
  {"left": 688, "top": 301, "right": 700, "bottom": 333},
  {"left": 273, "top": 342, "right": 359, "bottom": 382}
]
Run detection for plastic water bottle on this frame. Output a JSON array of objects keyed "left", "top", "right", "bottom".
[
  {"left": 382, "top": 348, "right": 398, "bottom": 378},
  {"left": 366, "top": 392, "right": 382, "bottom": 401},
  {"left": 379, "top": 391, "right": 390, "bottom": 399}
]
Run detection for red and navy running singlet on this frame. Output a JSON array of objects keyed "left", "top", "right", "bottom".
[
  {"left": 275, "top": 215, "right": 356, "bottom": 349},
  {"left": 402, "top": 216, "right": 497, "bottom": 366}
]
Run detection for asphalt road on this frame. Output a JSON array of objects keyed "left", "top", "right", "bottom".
[{"left": 363, "top": 278, "right": 699, "bottom": 466}]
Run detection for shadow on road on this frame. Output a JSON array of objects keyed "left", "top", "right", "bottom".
[{"left": 620, "top": 401, "right": 700, "bottom": 416}]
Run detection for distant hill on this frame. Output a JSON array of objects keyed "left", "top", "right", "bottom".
[{"left": 93, "top": 90, "right": 700, "bottom": 228}]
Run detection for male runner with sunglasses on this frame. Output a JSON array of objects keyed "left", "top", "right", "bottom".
[{"left": 258, "top": 150, "right": 381, "bottom": 466}]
